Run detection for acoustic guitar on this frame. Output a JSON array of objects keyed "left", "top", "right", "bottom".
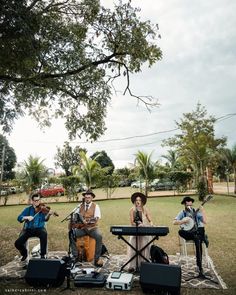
[
  {"left": 70, "top": 217, "right": 97, "bottom": 229},
  {"left": 180, "top": 195, "right": 213, "bottom": 231}
]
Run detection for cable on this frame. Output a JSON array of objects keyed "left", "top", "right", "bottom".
[{"left": 73, "top": 113, "right": 236, "bottom": 144}]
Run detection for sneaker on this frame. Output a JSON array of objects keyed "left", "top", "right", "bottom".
[
  {"left": 21, "top": 254, "right": 28, "bottom": 261},
  {"left": 94, "top": 258, "right": 103, "bottom": 267}
]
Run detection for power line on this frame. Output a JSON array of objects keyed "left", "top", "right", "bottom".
[
  {"left": 74, "top": 113, "right": 236, "bottom": 145},
  {"left": 96, "top": 128, "right": 179, "bottom": 142},
  {"left": 215, "top": 113, "right": 236, "bottom": 123},
  {"left": 83, "top": 113, "right": 236, "bottom": 153},
  {"left": 72, "top": 128, "right": 179, "bottom": 144}
]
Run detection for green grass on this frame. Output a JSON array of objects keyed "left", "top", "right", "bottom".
[{"left": 0, "top": 194, "right": 236, "bottom": 295}]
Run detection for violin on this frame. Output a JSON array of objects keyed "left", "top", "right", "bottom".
[{"left": 35, "top": 203, "right": 59, "bottom": 217}]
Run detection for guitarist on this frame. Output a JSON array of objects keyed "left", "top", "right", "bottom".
[
  {"left": 69, "top": 190, "right": 103, "bottom": 267},
  {"left": 173, "top": 196, "right": 209, "bottom": 274}
]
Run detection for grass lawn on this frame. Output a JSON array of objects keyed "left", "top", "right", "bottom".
[{"left": 0, "top": 194, "right": 235, "bottom": 295}]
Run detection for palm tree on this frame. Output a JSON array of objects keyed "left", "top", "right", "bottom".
[
  {"left": 221, "top": 144, "right": 236, "bottom": 194},
  {"left": 72, "top": 151, "right": 101, "bottom": 189},
  {"left": 135, "top": 151, "right": 155, "bottom": 196},
  {"left": 162, "top": 149, "right": 179, "bottom": 169},
  {"left": 24, "top": 155, "right": 45, "bottom": 192}
]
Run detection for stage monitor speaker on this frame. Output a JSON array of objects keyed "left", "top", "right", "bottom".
[
  {"left": 140, "top": 262, "right": 181, "bottom": 295},
  {"left": 25, "top": 259, "right": 66, "bottom": 288}
]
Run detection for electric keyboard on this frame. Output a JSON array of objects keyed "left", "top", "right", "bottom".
[{"left": 110, "top": 225, "right": 169, "bottom": 236}]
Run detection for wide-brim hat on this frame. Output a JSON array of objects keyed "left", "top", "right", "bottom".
[
  {"left": 131, "top": 192, "right": 147, "bottom": 205},
  {"left": 181, "top": 196, "right": 195, "bottom": 204},
  {"left": 82, "top": 190, "right": 95, "bottom": 198}
]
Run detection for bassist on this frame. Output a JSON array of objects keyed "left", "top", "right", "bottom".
[{"left": 173, "top": 196, "right": 209, "bottom": 274}]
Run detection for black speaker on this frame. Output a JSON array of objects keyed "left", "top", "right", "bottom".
[
  {"left": 140, "top": 262, "right": 181, "bottom": 295},
  {"left": 25, "top": 259, "right": 66, "bottom": 287}
]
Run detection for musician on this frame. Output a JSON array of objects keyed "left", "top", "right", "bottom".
[
  {"left": 127, "top": 192, "right": 153, "bottom": 273},
  {"left": 14, "top": 193, "right": 53, "bottom": 261},
  {"left": 173, "top": 196, "right": 209, "bottom": 273},
  {"left": 69, "top": 190, "right": 103, "bottom": 267}
]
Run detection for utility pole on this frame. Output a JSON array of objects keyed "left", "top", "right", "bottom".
[{"left": 0, "top": 144, "right": 6, "bottom": 187}]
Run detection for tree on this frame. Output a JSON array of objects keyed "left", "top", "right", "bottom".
[
  {"left": 72, "top": 151, "right": 100, "bottom": 189},
  {"left": 114, "top": 167, "right": 133, "bottom": 185},
  {"left": 135, "top": 150, "right": 155, "bottom": 196},
  {"left": 60, "top": 175, "right": 80, "bottom": 202},
  {"left": 162, "top": 149, "right": 180, "bottom": 170},
  {"left": 97, "top": 171, "right": 120, "bottom": 199},
  {"left": 0, "top": 134, "right": 17, "bottom": 182},
  {"left": 90, "top": 150, "right": 114, "bottom": 175},
  {"left": 221, "top": 144, "right": 236, "bottom": 194},
  {"left": 0, "top": 0, "right": 162, "bottom": 140},
  {"left": 54, "top": 141, "right": 86, "bottom": 176},
  {"left": 23, "top": 155, "right": 46, "bottom": 191},
  {"left": 164, "top": 103, "right": 226, "bottom": 200}
]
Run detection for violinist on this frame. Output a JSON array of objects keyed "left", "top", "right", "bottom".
[{"left": 14, "top": 193, "right": 54, "bottom": 261}]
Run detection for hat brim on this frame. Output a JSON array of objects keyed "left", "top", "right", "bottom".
[
  {"left": 131, "top": 192, "right": 147, "bottom": 205},
  {"left": 82, "top": 191, "right": 95, "bottom": 198},
  {"left": 181, "top": 197, "right": 194, "bottom": 204}
]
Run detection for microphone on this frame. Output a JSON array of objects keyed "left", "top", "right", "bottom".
[{"left": 134, "top": 208, "right": 142, "bottom": 224}]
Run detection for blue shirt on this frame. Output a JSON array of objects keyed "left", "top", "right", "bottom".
[{"left": 17, "top": 206, "right": 47, "bottom": 229}]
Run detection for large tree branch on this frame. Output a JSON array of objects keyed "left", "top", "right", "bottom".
[{"left": 0, "top": 52, "right": 127, "bottom": 83}]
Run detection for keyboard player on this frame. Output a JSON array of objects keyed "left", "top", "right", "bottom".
[{"left": 127, "top": 192, "right": 153, "bottom": 273}]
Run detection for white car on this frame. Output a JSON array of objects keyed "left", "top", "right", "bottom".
[
  {"left": 131, "top": 181, "right": 145, "bottom": 188},
  {"left": 0, "top": 190, "right": 8, "bottom": 196}
]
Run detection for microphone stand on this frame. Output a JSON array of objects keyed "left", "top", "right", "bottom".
[
  {"left": 60, "top": 205, "right": 82, "bottom": 292},
  {"left": 185, "top": 210, "right": 218, "bottom": 284},
  {"left": 134, "top": 209, "right": 142, "bottom": 273}
]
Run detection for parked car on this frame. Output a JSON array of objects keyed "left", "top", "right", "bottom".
[
  {"left": 131, "top": 181, "right": 145, "bottom": 188},
  {"left": 118, "top": 180, "right": 132, "bottom": 187},
  {"left": 76, "top": 184, "right": 87, "bottom": 193},
  {"left": 36, "top": 185, "right": 65, "bottom": 197},
  {"left": 9, "top": 187, "right": 17, "bottom": 194},
  {"left": 0, "top": 189, "right": 8, "bottom": 196},
  {"left": 150, "top": 180, "right": 176, "bottom": 191}
]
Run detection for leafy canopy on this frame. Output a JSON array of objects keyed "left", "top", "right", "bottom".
[
  {"left": 90, "top": 150, "right": 114, "bottom": 175},
  {"left": 164, "top": 103, "right": 226, "bottom": 176},
  {"left": 54, "top": 141, "right": 86, "bottom": 176},
  {"left": 0, "top": 0, "right": 162, "bottom": 139}
]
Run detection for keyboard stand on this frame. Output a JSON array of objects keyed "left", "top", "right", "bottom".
[{"left": 116, "top": 235, "right": 159, "bottom": 272}]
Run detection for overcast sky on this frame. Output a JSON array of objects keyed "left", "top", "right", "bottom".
[{"left": 7, "top": 0, "right": 236, "bottom": 171}]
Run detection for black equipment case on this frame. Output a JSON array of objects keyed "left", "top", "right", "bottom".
[{"left": 74, "top": 272, "right": 106, "bottom": 288}]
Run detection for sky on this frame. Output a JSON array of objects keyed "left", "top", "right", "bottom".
[{"left": 7, "top": 0, "right": 236, "bottom": 171}]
